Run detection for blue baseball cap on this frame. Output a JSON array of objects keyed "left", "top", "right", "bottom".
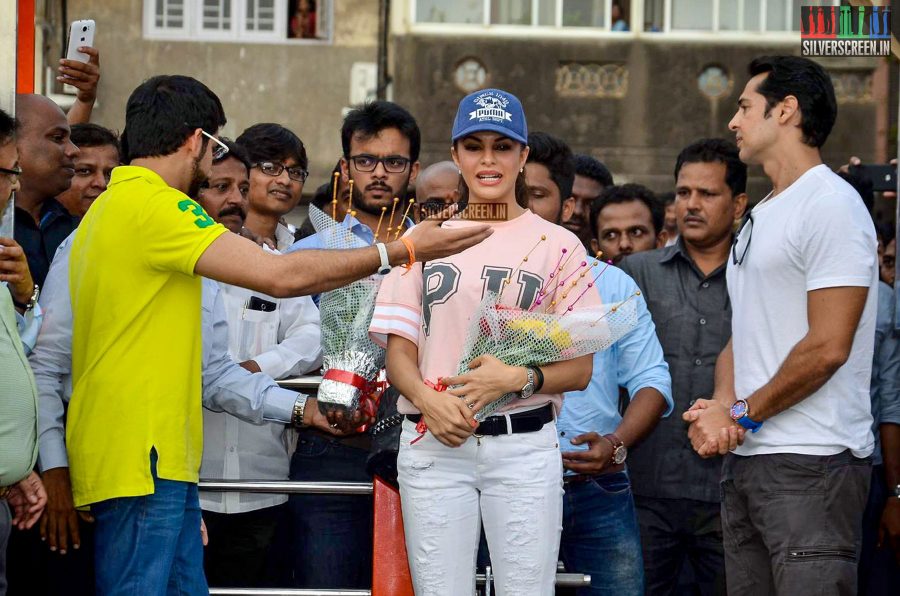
[{"left": 451, "top": 88, "right": 528, "bottom": 145}]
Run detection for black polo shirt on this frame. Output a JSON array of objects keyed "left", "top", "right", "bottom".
[{"left": 14, "top": 199, "right": 78, "bottom": 288}]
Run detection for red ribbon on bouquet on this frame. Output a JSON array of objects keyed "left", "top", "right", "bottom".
[
  {"left": 410, "top": 379, "right": 447, "bottom": 444},
  {"left": 322, "top": 368, "right": 387, "bottom": 432}
]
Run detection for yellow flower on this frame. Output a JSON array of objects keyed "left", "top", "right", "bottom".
[
  {"left": 548, "top": 325, "right": 573, "bottom": 349},
  {"left": 507, "top": 319, "right": 550, "bottom": 337}
]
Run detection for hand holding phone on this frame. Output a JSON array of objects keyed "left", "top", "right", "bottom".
[{"left": 65, "top": 20, "right": 95, "bottom": 63}]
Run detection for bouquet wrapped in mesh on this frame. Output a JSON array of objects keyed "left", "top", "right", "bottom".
[
  {"left": 416, "top": 245, "right": 641, "bottom": 441},
  {"left": 310, "top": 206, "right": 386, "bottom": 425},
  {"left": 459, "top": 289, "right": 640, "bottom": 422}
]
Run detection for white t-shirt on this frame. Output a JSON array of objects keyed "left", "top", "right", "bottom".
[{"left": 728, "top": 164, "right": 876, "bottom": 458}]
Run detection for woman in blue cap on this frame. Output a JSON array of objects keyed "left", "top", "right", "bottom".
[{"left": 370, "top": 89, "right": 600, "bottom": 594}]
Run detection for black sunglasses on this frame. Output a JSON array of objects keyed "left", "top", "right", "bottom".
[{"left": 732, "top": 212, "right": 754, "bottom": 266}]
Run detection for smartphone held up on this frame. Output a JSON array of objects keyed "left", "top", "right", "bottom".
[{"left": 65, "top": 19, "right": 95, "bottom": 63}]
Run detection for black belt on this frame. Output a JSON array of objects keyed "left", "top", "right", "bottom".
[{"left": 405, "top": 402, "right": 554, "bottom": 436}]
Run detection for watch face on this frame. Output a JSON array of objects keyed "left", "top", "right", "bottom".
[
  {"left": 520, "top": 383, "right": 535, "bottom": 399},
  {"left": 730, "top": 400, "right": 748, "bottom": 420},
  {"left": 613, "top": 446, "right": 628, "bottom": 465}
]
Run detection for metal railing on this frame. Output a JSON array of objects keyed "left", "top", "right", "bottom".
[{"left": 202, "top": 376, "right": 590, "bottom": 594}]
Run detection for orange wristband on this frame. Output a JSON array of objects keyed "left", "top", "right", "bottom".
[{"left": 400, "top": 236, "right": 416, "bottom": 270}]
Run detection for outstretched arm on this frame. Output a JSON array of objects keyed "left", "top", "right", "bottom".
[{"left": 195, "top": 216, "right": 492, "bottom": 298}]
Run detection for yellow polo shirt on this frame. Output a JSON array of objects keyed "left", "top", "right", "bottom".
[{"left": 68, "top": 166, "right": 227, "bottom": 507}]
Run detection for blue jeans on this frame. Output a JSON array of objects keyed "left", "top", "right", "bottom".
[
  {"left": 288, "top": 430, "right": 372, "bottom": 589},
  {"left": 92, "top": 452, "right": 207, "bottom": 596},
  {"left": 559, "top": 471, "right": 644, "bottom": 595}
]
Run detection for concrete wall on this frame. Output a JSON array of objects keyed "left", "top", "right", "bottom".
[
  {"left": 63, "top": 0, "right": 380, "bottom": 196},
  {"left": 48, "top": 2, "right": 897, "bottom": 214},
  {"left": 391, "top": 33, "right": 892, "bottom": 202}
]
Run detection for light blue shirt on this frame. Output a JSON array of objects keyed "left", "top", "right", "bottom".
[
  {"left": 558, "top": 265, "right": 673, "bottom": 456},
  {"left": 287, "top": 212, "right": 416, "bottom": 252},
  {"left": 286, "top": 213, "right": 395, "bottom": 252},
  {"left": 31, "top": 233, "right": 300, "bottom": 472},
  {"left": 871, "top": 281, "right": 900, "bottom": 466},
  {"left": 285, "top": 212, "right": 414, "bottom": 304}
]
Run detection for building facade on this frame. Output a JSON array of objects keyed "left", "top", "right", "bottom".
[{"left": 35, "top": 0, "right": 899, "bottom": 211}]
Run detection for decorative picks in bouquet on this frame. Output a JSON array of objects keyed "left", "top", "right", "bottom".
[
  {"left": 415, "top": 241, "right": 641, "bottom": 441},
  {"left": 310, "top": 205, "right": 387, "bottom": 427}
]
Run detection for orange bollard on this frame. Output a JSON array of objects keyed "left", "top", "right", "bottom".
[{"left": 372, "top": 475, "right": 415, "bottom": 596}]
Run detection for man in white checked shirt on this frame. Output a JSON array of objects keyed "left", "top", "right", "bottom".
[{"left": 195, "top": 138, "right": 322, "bottom": 587}]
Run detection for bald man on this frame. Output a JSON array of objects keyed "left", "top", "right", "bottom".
[
  {"left": 414, "top": 160, "right": 459, "bottom": 219},
  {"left": 14, "top": 95, "right": 80, "bottom": 287}
]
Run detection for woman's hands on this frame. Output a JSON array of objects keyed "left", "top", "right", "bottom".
[
  {"left": 442, "top": 355, "right": 527, "bottom": 414},
  {"left": 417, "top": 386, "right": 477, "bottom": 448}
]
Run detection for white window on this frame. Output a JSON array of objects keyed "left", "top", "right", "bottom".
[
  {"left": 144, "top": 0, "right": 331, "bottom": 43},
  {"left": 646, "top": 0, "right": 805, "bottom": 33},
  {"left": 413, "top": 0, "right": 628, "bottom": 30},
  {"left": 200, "top": 0, "right": 232, "bottom": 33},
  {"left": 153, "top": 0, "right": 188, "bottom": 33}
]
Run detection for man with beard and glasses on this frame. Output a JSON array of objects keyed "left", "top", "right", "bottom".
[
  {"left": 562, "top": 154, "right": 614, "bottom": 253},
  {"left": 13, "top": 95, "right": 80, "bottom": 287},
  {"left": 590, "top": 183, "right": 666, "bottom": 265},
  {"left": 195, "top": 138, "right": 322, "bottom": 587},
  {"left": 27, "top": 137, "right": 332, "bottom": 595},
  {"left": 524, "top": 131, "right": 575, "bottom": 225},
  {"left": 66, "top": 77, "right": 488, "bottom": 594},
  {"left": 287, "top": 101, "right": 419, "bottom": 256},
  {"left": 284, "top": 100, "right": 420, "bottom": 590}
]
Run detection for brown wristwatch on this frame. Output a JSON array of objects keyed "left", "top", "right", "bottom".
[{"left": 602, "top": 433, "right": 628, "bottom": 465}]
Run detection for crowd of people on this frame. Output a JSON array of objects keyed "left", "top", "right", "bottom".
[{"left": 0, "top": 48, "right": 898, "bottom": 596}]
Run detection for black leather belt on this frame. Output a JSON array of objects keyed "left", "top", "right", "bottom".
[{"left": 405, "top": 403, "right": 554, "bottom": 437}]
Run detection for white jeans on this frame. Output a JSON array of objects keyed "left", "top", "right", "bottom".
[{"left": 397, "top": 417, "right": 564, "bottom": 596}]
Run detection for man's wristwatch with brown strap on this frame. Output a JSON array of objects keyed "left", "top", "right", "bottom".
[{"left": 603, "top": 433, "right": 628, "bottom": 465}]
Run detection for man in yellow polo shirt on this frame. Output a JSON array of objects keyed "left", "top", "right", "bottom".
[{"left": 68, "top": 75, "right": 491, "bottom": 594}]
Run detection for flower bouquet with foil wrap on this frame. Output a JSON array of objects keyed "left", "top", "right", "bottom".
[
  {"left": 415, "top": 241, "right": 641, "bottom": 441},
  {"left": 310, "top": 205, "right": 387, "bottom": 429}
]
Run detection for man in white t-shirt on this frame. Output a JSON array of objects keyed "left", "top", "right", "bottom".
[{"left": 683, "top": 56, "right": 876, "bottom": 595}]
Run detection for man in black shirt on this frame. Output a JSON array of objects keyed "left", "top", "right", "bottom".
[
  {"left": 620, "top": 138, "right": 747, "bottom": 596},
  {"left": 13, "top": 95, "right": 79, "bottom": 287}
]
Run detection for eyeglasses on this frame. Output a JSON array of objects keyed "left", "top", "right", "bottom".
[
  {"left": 0, "top": 165, "right": 22, "bottom": 182},
  {"left": 253, "top": 161, "right": 309, "bottom": 182},
  {"left": 199, "top": 129, "right": 229, "bottom": 160},
  {"left": 349, "top": 154, "right": 411, "bottom": 173},
  {"left": 732, "top": 212, "right": 754, "bottom": 266}
]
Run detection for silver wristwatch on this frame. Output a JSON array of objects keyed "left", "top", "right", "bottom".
[
  {"left": 892, "top": 484, "right": 900, "bottom": 499},
  {"left": 519, "top": 368, "right": 536, "bottom": 399},
  {"left": 291, "top": 395, "right": 308, "bottom": 428}
]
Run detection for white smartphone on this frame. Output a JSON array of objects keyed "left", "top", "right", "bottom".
[{"left": 66, "top": 19, "right": 95, "bottom": 62}]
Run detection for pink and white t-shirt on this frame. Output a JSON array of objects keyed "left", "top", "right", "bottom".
[{"left": 369, "top": 209, "right": 602, "bottom": 415}]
